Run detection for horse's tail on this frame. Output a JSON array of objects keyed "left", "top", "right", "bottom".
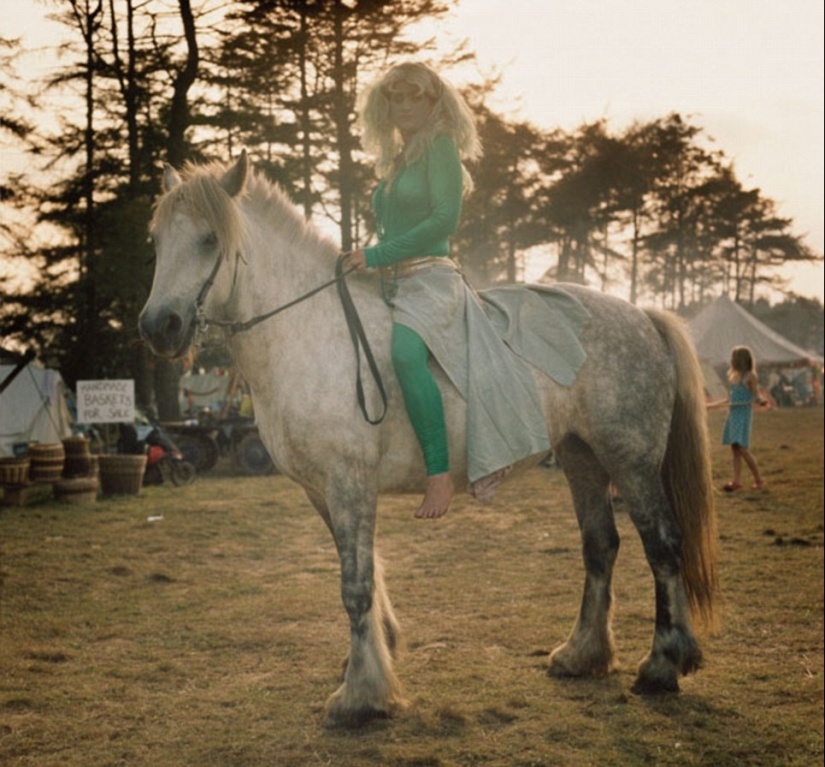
[{"left": 646, "top": 309, "right": 720, "bottom": 631}]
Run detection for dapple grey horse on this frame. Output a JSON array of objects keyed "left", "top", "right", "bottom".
[{"left": 139, "top": 151, "right": 718, "bottom": 727}]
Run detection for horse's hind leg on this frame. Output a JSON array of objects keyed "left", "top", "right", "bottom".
[
  {"left": 618, "top": 472, "right": 703, "bottom": 694},
  {"left": 548, "top": 435, "right": 619, "bottom": 678}
]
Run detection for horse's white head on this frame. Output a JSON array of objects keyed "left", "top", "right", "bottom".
[{"left": 139, "top": 151, "right": 249, "bottom": 358}]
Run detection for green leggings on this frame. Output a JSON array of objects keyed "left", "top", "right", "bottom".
[{"left": 391, "top": 323, "right": 449, "bottom": 476}]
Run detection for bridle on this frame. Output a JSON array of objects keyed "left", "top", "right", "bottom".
[{"left": 189, "top": 249, "right": 387, "bottom": 425}]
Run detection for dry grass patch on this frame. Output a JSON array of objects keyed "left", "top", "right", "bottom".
[{"left": 1, "top": 407, "right": 822, "bottom": 766}]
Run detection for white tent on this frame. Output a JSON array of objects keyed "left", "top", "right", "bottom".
[
  {"left": 1, "top": 354, "right": 73, "bottom": 457},
  {"left": 698, "top": 358, "right": 729, "bottom": 400},
  {"left": 688, "top": 294, "right": 822, "bottom": 368}
]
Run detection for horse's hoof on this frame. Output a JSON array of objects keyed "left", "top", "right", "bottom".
[
  {"left": 547, "top": 662, "right": 582, "bottom": 679},
  {"left": 547, "top": 642, "right": 615, "bottom": 679}
]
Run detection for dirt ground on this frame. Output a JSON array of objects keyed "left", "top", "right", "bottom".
[{"left": 1, "top": 406, "right": 822, "bottom": 766}]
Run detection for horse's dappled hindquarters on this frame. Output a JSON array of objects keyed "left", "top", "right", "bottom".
[{"left": 139, "top": 151, "right": 718, "bottom": 727}]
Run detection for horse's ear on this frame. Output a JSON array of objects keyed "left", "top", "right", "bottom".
[
  {"left": 220, "top": 149, "right": 249, "bottom": 198},
  {"left": 163, "top": 163, "right": 182, "bottom": 192}
]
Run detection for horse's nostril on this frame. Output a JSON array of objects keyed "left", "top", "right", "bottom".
[{"left": 164, "top": 312, "right": 183, "bottom": 336}]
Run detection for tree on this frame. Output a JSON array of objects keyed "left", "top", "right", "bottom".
[
  {"left": 0, "top": 1, "right": 203, "bottom": 399},
  {"left": 0, "top": 37, "right": 34, "bottom": 209},
  {"left": 456, "top": 105, "right": 546, "bottom": 286},
  {"left": 532, "top": 120, "right": 623, "bottom": 285},
  {"left": 641, "top": 114, "right": 720, "bottom": 309},
  {"left": 2, "top": 1, "right": 822, "bottom": 401},
  {"left": 754, "top": 295, "right": 825, "bottom": 356},
  {"left": 611, "top": 117, "right": 679, "bottom": 304},
  {"left": 213, "top": 0, "right": 457, "bottom": 249}
]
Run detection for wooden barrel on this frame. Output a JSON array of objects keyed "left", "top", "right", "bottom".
[
  {"left": 62, "top": 436, "right": 92, "bottom": 478},
  {"left": 53, "top": 476, "right": 99, "bottom": 505},
  {"left": 0, "top": 457, "right": 30, "bottom": 487},
  {"left": 28, "top": 443, "right": 66, "bottom": 484},
  {"left": 98, "top": 454, "right": 147, "bottom": 496}
]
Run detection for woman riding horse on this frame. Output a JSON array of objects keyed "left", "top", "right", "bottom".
[{"left": 342, "top": 61, "right": 550, "bottom": 520}]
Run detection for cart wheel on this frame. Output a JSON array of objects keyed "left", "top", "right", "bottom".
[
  {"left": 174, "top": 434, "right": 219, "bottom": 472},
  {"left": 170, "top": 460, "right": 197, "bottom": 487},
  {"left": 234, "top": 432, "right": 275, "bottom": 476}
]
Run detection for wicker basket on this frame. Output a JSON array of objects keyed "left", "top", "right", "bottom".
[
  {"left": 62, "top": 436, "right": 93, "bottom": 478},
  {"left": 0, "top": 457, "right": 30, "bottom": 487},
  {"left": 28, "top": 443, "right": 66, "bottom": 484},
  {"left": 1, "top": 485, "right": 33, "bottom": 507},
  {"left": 98, "top": 454, "right": 147, "bottom": 496},
  {"left": 53, "top": 476, "right": 99, "bottom": 504}
]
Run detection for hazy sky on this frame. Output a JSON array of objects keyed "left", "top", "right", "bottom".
[{"left": 3, "top": 0, "right": 823, "bottom": 300}]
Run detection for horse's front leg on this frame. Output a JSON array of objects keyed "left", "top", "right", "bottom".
[{"left": 319, "top": 480, "right": 405, "bottom": 728}]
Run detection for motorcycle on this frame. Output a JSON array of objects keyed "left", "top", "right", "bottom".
[{"left": 117, "top": 412, "right": 197, "bottom": 487}]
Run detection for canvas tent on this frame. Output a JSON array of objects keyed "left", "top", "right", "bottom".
[
  {"left": 688, "top": 294, "right": 822, "bottom": 368},
  {"left": 697, "top": 358, "right": 729, "bottom": 400},
  {"left": 0, "top": 350, "right": 73, "bottom": 457}
]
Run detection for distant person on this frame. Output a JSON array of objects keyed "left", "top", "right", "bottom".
[
  {"left": 773, "top": 369, "right": 793, "bottom": 407},
  {"left": 793, "top": 365, "right": 814, "bottom": 406},
  {"left": 708, "top": 345, "right": 769, "bottom": 491}
]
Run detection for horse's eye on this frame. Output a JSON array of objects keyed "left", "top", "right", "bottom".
[
  {"left": 202, "top": 232, "right": 218, "bottom": 249},
  {"left": 145, "top": 234, "right": 157, "bottom": 265}
]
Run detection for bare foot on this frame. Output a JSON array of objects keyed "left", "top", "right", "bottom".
[{"left": 414, "top": 472, "right": 454, "bottom": 520}]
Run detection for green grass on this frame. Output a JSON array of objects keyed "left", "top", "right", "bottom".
[{"left": 1, "top": 407, "right": 822, "bottom": 766}]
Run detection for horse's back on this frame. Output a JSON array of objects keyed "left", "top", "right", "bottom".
[{"left": 535, "top": 285, "right": 677, "bottom": 463}]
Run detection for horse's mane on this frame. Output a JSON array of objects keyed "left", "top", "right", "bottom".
[
  {"left": 152, "top": 158, "right": 338, "bottom": 264},
  {"left": 242, "top": 168, "right": 339, "bottom": 259}
]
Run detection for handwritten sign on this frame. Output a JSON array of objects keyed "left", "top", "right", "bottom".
[{"left": 76, "top": 380, "right": 135, "bottom": 424}]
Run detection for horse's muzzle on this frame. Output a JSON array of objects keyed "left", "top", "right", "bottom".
[{"left": 139, "top": 306, "right": 194, "bottom": 359}]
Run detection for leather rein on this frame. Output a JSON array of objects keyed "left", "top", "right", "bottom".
[{"left": 193, "top": 253, "right": 387, "bottom": 425}]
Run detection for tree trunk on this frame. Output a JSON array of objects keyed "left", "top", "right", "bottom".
[
  {"left": 298, "top": 5, "right": 313, "bottom": 220},
  {"left": 155, "top": 0, "right": 199, "bottom": 421},
  {"left": 79, "top": 0, "right": 101, "bottom": 379},
  {"left": 332, "top": 0, "right": 354, "bottom": 252},
  {"left": 167, "top": 0, "right": 198, "bottom": 168}
]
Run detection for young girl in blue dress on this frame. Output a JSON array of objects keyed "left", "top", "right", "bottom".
[{"left": 709, "top": 345, "right": 768, "bottom": 491}]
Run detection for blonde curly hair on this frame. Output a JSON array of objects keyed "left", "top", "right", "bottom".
[{"left": 357, "top": 61, "right": 482, "bottom": 193}]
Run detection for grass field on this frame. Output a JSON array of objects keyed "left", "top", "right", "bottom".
[{"left": 1, "top": 406, "right": 822, "bottom": 766}]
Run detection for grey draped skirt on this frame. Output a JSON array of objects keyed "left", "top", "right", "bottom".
[{"left": 388, "top": 263, "right": 589, "bottom": 484}]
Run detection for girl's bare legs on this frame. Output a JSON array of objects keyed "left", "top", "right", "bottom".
[
  {"left": 732, "top": 444, "right": 764, "bottom": 488},
  {"left": 731, "top": 445, "right": 744, "bottom": 485},
  {"left": 740, "top": 446, "right": 764, "bottom": 487}
]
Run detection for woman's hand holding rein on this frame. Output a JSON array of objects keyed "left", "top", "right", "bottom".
[{"left": 341, "top": 249, "right": 368, "bottom": 271}]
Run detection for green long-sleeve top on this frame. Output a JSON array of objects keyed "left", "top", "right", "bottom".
[{"left": 363, "top": 134, "right": 463, "bottom": 268}]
